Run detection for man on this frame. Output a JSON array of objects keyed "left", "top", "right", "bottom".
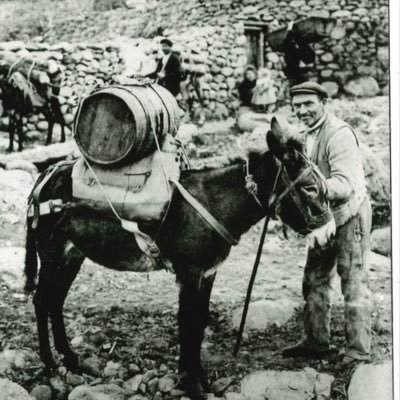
[
  {"left": 282, "top": 81, "right": 372, "bottom": 366},
  {"left": 145, "top": 38, "right": 183, "bottom": 97}
]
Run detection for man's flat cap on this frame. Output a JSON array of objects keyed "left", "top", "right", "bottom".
[
  {"left": 160, "top": 38, "right": 173, "bottom": 46},
  {"left": 289, "top": 81, "right": 328, "bottom": 98}
]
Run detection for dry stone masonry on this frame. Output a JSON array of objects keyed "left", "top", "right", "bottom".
[
  {"left": 38, "top": 0, "right": 389, "bottom": 116},
  {"left": 0, "top": 0, "right": 389, "bottom": 122}
]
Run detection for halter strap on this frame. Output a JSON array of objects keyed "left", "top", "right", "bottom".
[{"left": 170, "top": 177, "right": 239, "bottom": 246}]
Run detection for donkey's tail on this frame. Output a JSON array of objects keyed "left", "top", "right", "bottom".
[{"left": 24, "top": 218, "right": 38, "bottom": 293}]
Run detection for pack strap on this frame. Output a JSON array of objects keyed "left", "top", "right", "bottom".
[
  {"left": 27, "top": 161, "right": 73, "bottom": 229},
  {"left": 27, "top": 199, "right": 63, "bottom": 218},
  {"left": 169, "top": 178, "right": 239, "bottom": 246}
]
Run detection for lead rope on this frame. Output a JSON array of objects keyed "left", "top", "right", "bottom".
[
  {"left": 233, "top": 212, "right": 272, "bottom": 356},
  {"left": 234, "top": 159, "right": 281, "bottom": 355}
]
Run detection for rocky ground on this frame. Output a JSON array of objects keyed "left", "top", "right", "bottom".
[{"left": 0, "top": 96, "right": 392, "bottom": 400}]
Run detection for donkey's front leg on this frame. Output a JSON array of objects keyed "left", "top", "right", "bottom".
[{"left": 177, "top": 271, "right": 216, "bottom": 400}]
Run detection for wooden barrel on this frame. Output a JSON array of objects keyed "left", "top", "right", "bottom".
[{"left": 74, "top": 84, "right": 180, "bottom": 166}]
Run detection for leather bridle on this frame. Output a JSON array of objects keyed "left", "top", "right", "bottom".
[{"left": 245, "top": 149, "right": 332, "bottom": 235}]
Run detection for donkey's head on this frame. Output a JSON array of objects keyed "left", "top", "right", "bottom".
[{"left": 265, "top": 116, "right": 335, "bottom": 247}]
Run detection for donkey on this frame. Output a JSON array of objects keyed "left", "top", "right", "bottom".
[
  {"left": 0, "top": 71, "right": 66, "bottom": 152},
  {"left": 24, "top": 122, "right": 334, "bottom": 400}
]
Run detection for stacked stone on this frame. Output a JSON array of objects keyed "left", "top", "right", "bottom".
[
  {"left": 0, "top": 42, "right": 124, "bottom": 140},
  {"left": 37, "top": 0, "right": 388, "bottom": 106}
]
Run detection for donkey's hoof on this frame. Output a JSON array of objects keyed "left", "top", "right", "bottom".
[
  {"left": 43, "top": 360, "right": 57, "bottom": 376},
  {"left": 178, "top": 375, "right": 208, "bottom": 400},
  {"left": 63, "top": 353, "right": 81, "bottom": 373}
]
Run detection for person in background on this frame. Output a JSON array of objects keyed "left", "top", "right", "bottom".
[
  {"left": 237, "top": 65, "right": 257, "bottom": 116},
  {"left": 145, "top": 38, "right": 183, "bottom": 97},
  {"left": 251, "top": 67, "right": 277, "bottom": 113},
  {"left": 236, "top": 65, "right": 272, "bottom": 133},
  {"left": 281, "top": 81, "right": 372, "bottom": 368}
]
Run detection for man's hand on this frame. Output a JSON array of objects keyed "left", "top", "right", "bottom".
[
  {"left": 157, "top": 71, "right": 165, "bottom": 79},
  {"left": 306, "top": 217, "right": 336, "bottom": 249}
]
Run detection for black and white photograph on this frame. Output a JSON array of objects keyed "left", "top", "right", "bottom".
[{"left": 0, "top": 0, "right": 398, "bottom": 399}]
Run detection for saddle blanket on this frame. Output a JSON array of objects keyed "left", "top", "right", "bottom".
[{"left": 72, "top": 149, "right": 181, "bottom": 223}]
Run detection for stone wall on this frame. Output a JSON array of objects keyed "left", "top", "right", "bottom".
[
  {"left": 0, "top": 0, "right": 389, "bottom": 123},
  {"left": 0, "top": 42, "right": 124, "bottom": 140},
  {"left": 37, "top": 0, "right": 389, "bottom": 119}
]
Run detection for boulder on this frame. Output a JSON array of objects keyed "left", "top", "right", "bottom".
[
  {"left": 222, "top": 67, "right": 234, "bottom": 77},
  {"left": 344, "top": 77, "right": 380, "bottom": 97},
  {"left": 377, "top": 46, "right": 389, "bottom": 64},
  {"left": 371, "top": 227, "right": 390, "bottom": 256},
  {"left": 66, "top": 373, "right": 85, "bottom": 387},
  {"left": 267, "top": 52, "right": 280, "bottom": 64},
  {"left": 348, "top": 362, "right": 392, "bottom": 400},
  {"left": 330, "top": 24, "right": 347, "bottom": 40},
  {"left": 103, "top": 360, "right": 120, "bottom": 377},
  {"left": 5, "top": 159, "right": 38, "bottom": 175},
  {"left": 214, "top": 103, "right": 229, "bottom": 120},
  {"left": 69, "top": 384, "right": 125, "bottom": 400},
  {"left": 321, "top": 81, "right": 339, "bottom": 98},
  {"left": 0, "top": 349, "right": 26, "bottom": 374},
  {"left": 320, "top": 53, "right": 334, "bottom": 63},
  {"left": 320, "top": 69, "right": 333, "bottom": 78},
  {"left": 232, "top": 299, "right": 298, "bottom": 331},
  {"left": 60, "top": 86, "right": 74, "bottom": 98},
  {"left": 0, "top": 379, "right": 31, "bottom": 400},
  {"left": 241, "top": 368, "right": 334, "bottom": 400},
  {"left": 81, "top": 356, "right": 103, "bottom": 377},
  {"left": 157, "top": 376, "right": 174, "bottom": 393},
  {"left": 360, "top": 143, "right": 390, "bottom": 224},
  {"left": 211, "top": 377, "right": 233, "bottom": 396},
  {"left": 237, "top": 111, "right": 271, "bottom": 133},
  {"left": 369, "top": 251, "right": 390, "bottom": 273}
]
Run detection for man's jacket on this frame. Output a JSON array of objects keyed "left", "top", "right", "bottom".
[
  {"left": 146, "top": 53, "right": 182, "bottom": 96},
  {"left": 309, "top": 113, "right": 367, "bottom": 227}
]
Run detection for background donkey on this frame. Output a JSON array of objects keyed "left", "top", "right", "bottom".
[{"left": 0, "top": 71, "right": 66, "bottom": 152}]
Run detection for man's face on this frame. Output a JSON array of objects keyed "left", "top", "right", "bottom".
[
  {"left": 292, "top": 93, "right": 326, "bottom": 127},
  {"left": 161, "top": 43, "right": 172, "bottom": 55}
]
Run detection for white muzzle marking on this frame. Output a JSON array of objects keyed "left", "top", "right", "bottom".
[{"left": 306, "top": 218, "right": 336, "bottom": 249}]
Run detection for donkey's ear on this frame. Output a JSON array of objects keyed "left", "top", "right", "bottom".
[
  {"left": 266, "top": 116, "right": 289, "bottom": 160},
  {"left": 266, "top": 130, "right": 286, "bottom": 160}
]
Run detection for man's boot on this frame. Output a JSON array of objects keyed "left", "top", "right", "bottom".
[{"left": 281, "top": 339, "right": 338, "bottom": 359}]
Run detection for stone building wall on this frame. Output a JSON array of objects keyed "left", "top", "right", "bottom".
[
  {"left": 0, "top": 0, "right": 389, "bottom": 123},
  {"left": 37, "top": 0, "right": 389, "bottom": 119}
]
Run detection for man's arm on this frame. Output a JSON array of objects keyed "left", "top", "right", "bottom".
[{"left": 325, "top": 127, "right": 361, "bottom": 202}]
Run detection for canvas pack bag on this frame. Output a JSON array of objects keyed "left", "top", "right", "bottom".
[{"left": 71, "top": 136, "right": 183, "bottom": 224}]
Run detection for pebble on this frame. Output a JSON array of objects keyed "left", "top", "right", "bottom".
[
  {"left": 211, "top": 377, "right": 233, "bottom": 396},
  {"left": 138, "top": 383, "right": 147, "bottom": 394},
  {"left": 65, "top": 372, "right": 85, "bottom": 387},
  {"left": 30, "top": 385, "right": 52, "bottom": 400},
  {"left": 147, "top": 377, "right": 159, "bottom": 394},
  {"left": 124, "top": 374, "right": 143, "bottom": 395},
  {"left": 81, "top": 356, "right": 103, "bottom": 377},
  {"left": 158, "top": 376, "right": 175, "bottom": 393},
  {"left": 142, "top": 369, "right": 158, "bottom": 383}
]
